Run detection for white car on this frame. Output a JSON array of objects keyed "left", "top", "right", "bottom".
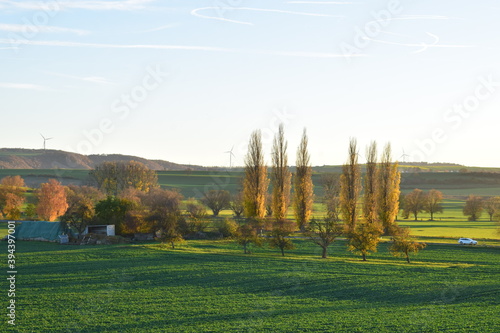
[{"left": 458, "top": 238, "right": 477, "bottom": 245}]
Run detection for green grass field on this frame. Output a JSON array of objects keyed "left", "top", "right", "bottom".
[
  {"left": 1, "top": 169, "right": 499, "bottom": 331},
  {"left": 2, "top": 168, "right": 500, "bottom": 199},
  {"left": 2, "top": 239, "right": 499, "bottom": 332}
]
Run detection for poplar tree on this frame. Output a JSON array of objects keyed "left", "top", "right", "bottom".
[
  {"left": 271, "top": 124, "right": 291, "bottom": 221},
  {"left": 363, "top": 141, "right": 378, "bottom": 224},
  {"left": 377, "top": 144, "right": 401, "bottom": 234},
  {"left": 340, "top": 138, "right": 362, "bottom": 231},
  {"left": 243, "top": 130, "right": 269, "bottom": 219},
  {"left": 293, "top": 129, "right": 314, "bottom": 230}
]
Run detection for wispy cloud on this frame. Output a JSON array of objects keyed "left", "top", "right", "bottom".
[
  {"left": 367, "top": 14, "right": 454, "bottom": 25},
  {"left": 288, "top": 1, "right": 358, "bottom": 4},
  {"left": 363, "top": 32, "right": 475, "bottom": 54},
  {"left": 0, "top": 0, "right": 155, "bottom": 11},
  {"left": 44, "top": 71, "right": 114, "bottom": 85},
  {"left": 0, "top": 82, "right": 53, "bottom": 91},
  {"left": 191, "top": 7, "right": 342, "bottom": 26},
  {"left": 83, "top": 76, "right": 114, "bottom": 85},
  {"left": 0, "top": 23, "right": 88, "bottom": 35},
  {"left": 0, "top": 38, "right": 363, "bottom": 58},
  {"left": 393, "top": 15, "right": 452, "bottom": 20}
]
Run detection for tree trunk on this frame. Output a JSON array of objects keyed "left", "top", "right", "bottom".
[
  {"left": 171, "top": 242, "right": 175, "bottom": 249},
  {"left": 414, "top": 212, "right": 418, "bottom": 221},
  {"left": 321, "top": 247, "right": 327, "bottom": 259},
  {"left": 430, "top": 211, "right": 434, "bottom": 221},
  {"left": 281, "top": 247, "right": 285, "bottom": 257},
  {"left": 406, "top": 253, "right": 410, "bottom": 263},
  {"left": 362, "top": 253, "right": 366, "bottom": 261}
]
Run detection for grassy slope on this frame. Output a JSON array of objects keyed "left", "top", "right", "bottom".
[
  {"left": 1, "top": 168, "right": 500, "bottom": 197},
  {"left": 2, "top": 240, "right": 498, "bottom": 332}
]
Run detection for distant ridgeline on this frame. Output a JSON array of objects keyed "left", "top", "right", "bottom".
[
  {"left": 0, "top": 148, "right": 206, "bottom": 171},
  {"left": 1, "top": 148, "right": 500, "bottom": 198}
]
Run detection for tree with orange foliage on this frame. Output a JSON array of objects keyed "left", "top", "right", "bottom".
[
  {"left": 271, "top": 124, "right": 292, "bottom": 222},
  {"left": 0, "top": 176, "right": 27, "bottom": 220},
  {"left": 37, "top": 179, "right": 68, "bottom": 221},
  {"left": 377, "top": 144, "right": 401, "bottom": 234},
  {"left": 340, "top": 138, "right": 362, "bottom": 231},
  {"left": 243, "top": 130, "right": 269, "bottom": 219},
  {"left": 293, "top": 129, "right": 314, "bottom": 231}
]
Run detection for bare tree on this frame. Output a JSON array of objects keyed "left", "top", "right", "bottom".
[
  {"left": 230, "top": 192, "right": 245, "bottom": 217},
  {"left": 424, "top": 189, "right": 444, "bottom": 221},
  {"left": 484, "top": 196, "right": 500, "bottom": 222},
  {"left": 143, "top": 188, "right": 184, "bottom": 248},
  {"left": 403, "top": 189, "right": 425, "bottom": 221},
  {"left": 293, "top": 129, "right": 314, "bottom": 230},
  {"left": 463, "top": 195, "right": 483, "bottom": 221},
  {"left": 235, "top": 219, "right": 263, "bottom": 254},
  {"left": 306, "top": 218, "right": 343, "bottom": 258},
  {"left": 363, "top": 141, "right": 378, "bottom": 224},
  {"left": 268, "top": 220, "right": 295, "bottom": 257},
  {"left": 243, "top": 130, "right": 269, "bottom": 219},
  {"left": 377, "top": 144, "right": 401, "bottom": 234},
  {"left": 185, "top": 198, "right": 207, "bottom": 220},
  {"left": 322, "top": 174, "right": 341, "bottom": 223},
  {"left": 340, "top": 138, "right": 362, "bottom": 231},
  {"left": 201, "top": 190, "right": 230, "bottom": 216},
  {"left": 271, "top": 124, "right": 292, "bottom": 221}
]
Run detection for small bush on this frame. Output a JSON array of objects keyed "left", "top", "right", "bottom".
[{"left": 216, "top": 218, "right": 239, "bottom": 238}]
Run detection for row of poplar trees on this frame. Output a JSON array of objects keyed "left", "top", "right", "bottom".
[
  {"left": 241, "top": 125, "right": 313, "bottom": 256},
  {"left": 241, "top": 125, "right": 425, "bottom": 262},
  {"left": 243, "top": 124, "right": 313, "bottom": 227}
]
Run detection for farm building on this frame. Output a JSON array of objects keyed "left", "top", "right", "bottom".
[
  {"left": 11, "top": 222, "right": 116, "bottom": 242},
  {"left": 83, "top": 225, "right": 115, "bottom": 236},
  {"left": 12, "top": 221, "right": 67, "bottom": 242}
]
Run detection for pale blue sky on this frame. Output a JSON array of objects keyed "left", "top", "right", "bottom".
[{"left": 1, "top": 0, "right": 499, "bottom": 167}]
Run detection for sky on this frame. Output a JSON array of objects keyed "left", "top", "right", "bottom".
[{"left": 1, "top": 0, "right": 500, "bottom": 168}]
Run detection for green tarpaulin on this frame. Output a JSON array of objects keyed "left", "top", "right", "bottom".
[{"left": 13, "top": 221, "right": 65, "bottom": 242}]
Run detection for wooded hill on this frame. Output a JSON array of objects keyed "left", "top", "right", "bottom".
[{"left": 0, "top": 148, "right": 206, "bottom": 171}]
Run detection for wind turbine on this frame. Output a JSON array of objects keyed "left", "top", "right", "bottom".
[
  {"left": 400, "top": 149, "right": 410, "bottom": 163},
  {"left": 40, "top": 133, "right": 53, "bottom": 151},
  {"left": 224, "top": 146, "right": 235, "bottom": 168}
]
